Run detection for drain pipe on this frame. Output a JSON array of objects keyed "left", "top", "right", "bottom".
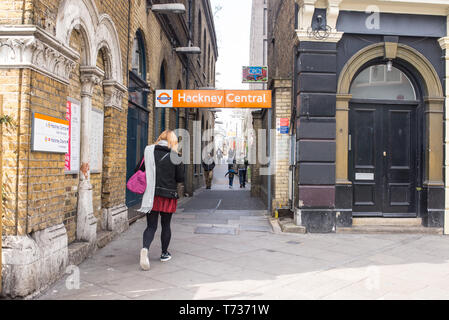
[{"left": 267, "top": 107, "right": 272, "bottom": 215}]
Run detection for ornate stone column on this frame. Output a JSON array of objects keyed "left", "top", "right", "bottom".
[
  {"left": 439, "top": 36, "right": 449, "bottom": 234},
  {"left": 77, "top": 66, "right": 104, "bottom": 243}
]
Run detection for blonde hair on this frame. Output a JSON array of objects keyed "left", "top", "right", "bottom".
[{"left": 155, "top": 130, "right": 179, "bottom": 152}]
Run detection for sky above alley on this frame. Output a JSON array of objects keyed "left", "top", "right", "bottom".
[{"left": 210, "top": 0, "right": 251, "bottom": 90}]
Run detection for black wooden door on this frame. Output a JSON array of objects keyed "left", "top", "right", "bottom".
[
  {"left": 349, "top": 103, "right": 417, "bottom": 217},
  {"left": 126, "top": 103, "right": 149, "bottom": 209}
]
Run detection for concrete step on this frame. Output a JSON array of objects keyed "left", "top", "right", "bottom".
[
  {"left": 337, "top": 225, "right": 443, "bottom": 235},
  {"left": 353, "top": 217, "right": 422, "bottom": 227},
  {"left": 277, "top": 218, "right": 306, "bottom": 234}
]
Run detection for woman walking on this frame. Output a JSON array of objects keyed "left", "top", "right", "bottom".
[{"left": 137, "top": 130, "right": 184, "bottom": 271}]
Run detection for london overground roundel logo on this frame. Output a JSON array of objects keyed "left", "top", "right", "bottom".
[{"left": 156, "top": 91, "right": 173, "bottom": 107}]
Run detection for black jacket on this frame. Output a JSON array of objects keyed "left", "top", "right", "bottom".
[
  {"left": 135, "top": 145, "right": 185, "bottom": 199},
  {"left": 202, "top": 160, "right": 215, "bottom": 172}
]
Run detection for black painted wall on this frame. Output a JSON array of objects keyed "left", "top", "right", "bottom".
[
  {"left": 294, "top": 9, "right": 446, "bottom": 231},
  {"left": 297, "top": 41, "right": 338, "bottom": 233}
]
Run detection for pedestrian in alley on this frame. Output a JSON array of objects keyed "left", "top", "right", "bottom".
[
  {"left": 225, "top": 160, "right": 237, "bottom": 189},
  {"left": 217, "top": 148, "right": 223, "bottom": 164},
  {"left": 202, "top": 152, "right": 216, "bottom": 190},
  {"left": 135, "top": 130, "right": 184, "bottom": 271},
  {"left": 237, "top": 156, "right": 249, "bottom": 189}
]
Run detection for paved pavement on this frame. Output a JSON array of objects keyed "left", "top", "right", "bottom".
[{"left": 36, "top": 165, "right": 449, "bottom": 300}]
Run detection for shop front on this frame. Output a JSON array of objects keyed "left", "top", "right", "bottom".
[{"left": 294, "top": 4, "right": 446, "bottom": 233}]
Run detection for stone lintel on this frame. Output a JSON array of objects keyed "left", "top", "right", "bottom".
[{"left": 0, "top": 25, "right": 79, "bottom": 85}]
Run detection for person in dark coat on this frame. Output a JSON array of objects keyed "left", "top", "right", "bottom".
[
  {"left": 202, "top": 153, "right": 216, "bottom": 190},
  {"left": 136, "top": 130, "right": 184, "bottom": 271}
]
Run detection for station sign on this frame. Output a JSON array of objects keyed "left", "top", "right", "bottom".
[
  {"left": 156, "top": 90, "right": 272, "bottom": 109},
  {"left": 31, "top": 113, "right": 69, "bottom": 154},
  {"left": 242, "top": 66, "right": 268, "bottom": 83}
]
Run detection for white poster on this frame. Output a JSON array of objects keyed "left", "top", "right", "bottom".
[
  {"left": 65, "top": 98, "right": 81, "bottom": 173},
  {"left": 89, "top": 108, "right": 104, "bottom": 173},
  {"left": 32, "top": 113, "right": 69, "bottom": 153}
]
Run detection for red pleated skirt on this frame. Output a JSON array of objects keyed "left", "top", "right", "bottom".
[{"left": 152, "top": 196, "right": 178, "bottom": 213}]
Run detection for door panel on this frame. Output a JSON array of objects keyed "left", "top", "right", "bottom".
[
  {"left": 383, "top": 107, "right": 417, "bottom": 216},
  {"left": 349, "top": 103, "right": 418, "bottom": 217},
  {"left": 350, "top": 107, "right": 383, "bottom": 216},
  {"left": 126, "top": 104, "right": 149, "bottom": 209}
]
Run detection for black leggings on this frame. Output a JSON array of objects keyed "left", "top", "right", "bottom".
[{"left": 143, "top": 211, "right": 173, "bottom": 253}]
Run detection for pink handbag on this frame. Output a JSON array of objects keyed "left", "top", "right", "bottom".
[{"left": 126, "top": 159, "right": 147, "bottom": 194}]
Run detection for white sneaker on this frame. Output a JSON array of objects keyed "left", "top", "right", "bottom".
[{"left": 140, "top": 248, "right": 150, "bottom": 271}]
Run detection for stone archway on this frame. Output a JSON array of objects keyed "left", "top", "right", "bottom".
[
  {"left": 56, "top": 0, "right": 127, "bottom": 242},
  {"left": 336, "top": 42, "right": 445, "bottom": 224}
]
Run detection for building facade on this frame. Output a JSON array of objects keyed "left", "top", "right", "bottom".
[
  {"left": 265, "top": 0, "right": 449, "bottom": 234},
  {"left": 0, "top": 0, "right": 217, "bottom": 298}
]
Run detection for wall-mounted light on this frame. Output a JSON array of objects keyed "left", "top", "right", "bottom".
[
  {"left": 386, "top": 60, "right": 393, "bottom": 72},
  {"left": 150, "top": 4, "right": 186, "bottom": 14},
  {"left": 175, "top": 46, "right": 201, "bottom": 54}
]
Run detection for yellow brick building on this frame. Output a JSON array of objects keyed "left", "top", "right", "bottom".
[{"left": 0, "top": 0, "right": 217, "bottom": 298}]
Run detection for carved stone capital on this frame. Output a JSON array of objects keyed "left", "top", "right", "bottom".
[
  {"left": 103, "top": 80, "right": 127, "bottom": 111},
  {"left": 327, "top": 0, "right": 342, "bottom": 30},
  {"left": 438, "top": 37, "right": 449, "bottom": 55},
  {"left": 80, "top": 66, "right": 104, "bottom": 97},
  {"left": 0, "top": 25, "right": 78, "bottom": 84},
  {"left": 296, "top": 0, "right": 317, "bottom": 31}
]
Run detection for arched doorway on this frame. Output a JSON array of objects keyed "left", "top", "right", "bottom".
[
  {"left": 348, "top": 63, "right": 420, "bottom": 217},
  {"left": 336, "top": 43, "right": 445, "bottom": 223},
  {"left": 126, "top": 30, "right": 149, "bottom": 210}
]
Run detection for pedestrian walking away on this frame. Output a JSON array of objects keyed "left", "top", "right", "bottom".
[
  {"left": 133, "top": 130, "right": 184, "bottom": 271},
  {"left": 217, "top": 148, "right": 223, "bottom": 164},
  {"left": 225, "top": 160, "right": 237, "bottom": 189},
  {"left": 202, "top": 153, "right": 216, "bottom": 190},
  {"left": 237, "top": 156, "right": 249, "bottom": 189}
]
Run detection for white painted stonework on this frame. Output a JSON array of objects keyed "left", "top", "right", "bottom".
[
  {"left": 103, "top": 80, "right": 127, "bottom": 111},
  {"left": 1, "top": 224, "right": 68, "bottom": 298},
  {"left": 0, "top": 26, "right": 78, "bottom": 84},
  {"left": 55, "top": 0, "right": 125, "bottom": 86},
  {"left": 105, "top": 204, "right": 130, "bottom": 235}
]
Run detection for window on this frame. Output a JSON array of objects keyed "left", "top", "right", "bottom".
[
  {"left": 197, "top": 12, "right": 202, "bottom": 48},
  {"left": 129, "top": 30, "right": 148, "bottom": 108},
  {"left": 350, "top": 64, "right": 417, "bottom": 101},
  {"left": 207, "top": 45, "right": 210, "bottom": 82},
  {"left": 203, "top": 30, "right": 207, "bottom": 69},
  {"left": 131, "top": 31, "right": 145, "bottom": 79}
]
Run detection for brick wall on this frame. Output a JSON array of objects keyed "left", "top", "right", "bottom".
[
  {"left": 0, "top": 69, "right": 32, "bottom": 236},
  {"left": 0, "top": 0, "right": 217, "bottom": 239},
  {"left": 266, "top": 0, "right": 295, "bottom": 213},
  {"left": 0, "top": 0, "right": 33, "bottom": 25},
  {"left": 267, "top": 0, "right": 296, "bottom": 80}
]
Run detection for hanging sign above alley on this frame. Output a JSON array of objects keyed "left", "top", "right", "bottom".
[
  {"left": 242, "top": 66, "right": 268, "bottom": 83},
  {"left": 156, "top": 90, "right": 272, "bottom": 109}
]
